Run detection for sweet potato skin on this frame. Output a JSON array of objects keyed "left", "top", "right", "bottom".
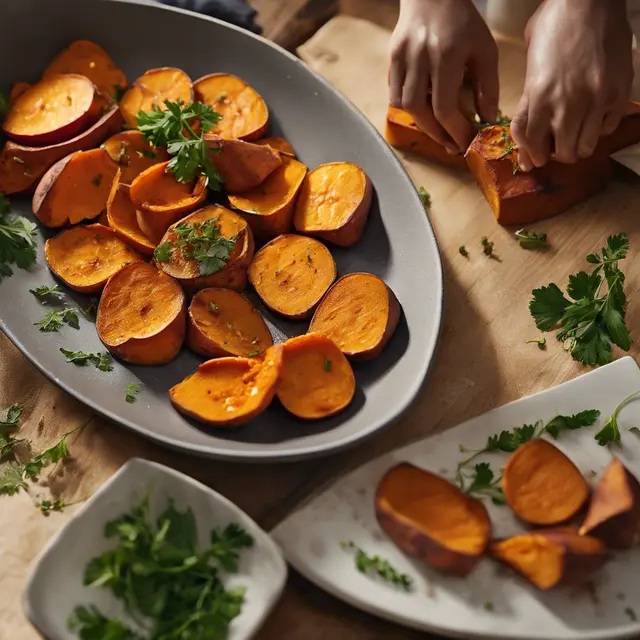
[
  {"left": 103, "top": 130, "right": 169, "bottom": 185},
  {"left": 9, "top": 82, "right": 31, "bottom": 104}
]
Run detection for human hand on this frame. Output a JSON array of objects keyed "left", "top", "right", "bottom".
[
  {"left": 512, "top": 0, "right": 633, "bottom": 171},
  {"left": 389, "top": 0, "right": 499, "bottom": 154}
]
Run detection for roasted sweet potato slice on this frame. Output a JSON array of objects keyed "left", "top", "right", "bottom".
[
  {"left": 503, "top": 439, "right": 590, "bottom": 526},
  {"left": 293, "top": 162, "right": 373, "bottom": 247},
  {"left": 194, "top": 73, "right": 269, "bottom": 141},
  {"left": 228, "top": 156, "right": 307, "bottom": 241},
  {"left": 579, "top": 457, "right": 640, "bottom": 549},
  {"left": 169, "top": 345, "right": 283, "bottom": 427},
  {"left": 9, "top": 82, "right": 31, "bottom": 104},
  {"left": 45, "top": 224, "right": 141, "bottom": 293},
  {"left": 106, "top": 176, "right": 155, "bottom": 255},
  {"left": 255, "top": 137, "right": 296, "bottom": 157},
  {"left": 3, "top": 75, "right": 99, "bottom": 147},
  {"left": 206, "top": 138, "right": 282, "bottom": 193},
  {"left": 33, "top": 147, "right": 119, "bottom": 228},
  {"left": 309, "top": 273, "right": 400, "bottom": 360},
  {"left": 376, "top": 463, "right": 491, "bottom": 576},
  {"left": 0, "top": 104, "right": 122, "bottom": 195},
  {"left": 103, "top": 130, "right": 169, "bottom": 185},
  {"left": 490, "top": 528, "right": 607, "bottom": 590},
  {"left": 42, "top": 40, "right": 128, "bottom": 101},
  {"left": 155, "top": 205, "right": 254, "bottom": 294},
  {"left": 597, "top": 102, "right": 640, "bottom": 156},
  {"left": 187, "top": 288, "right": 273, "bottom": 358},
  {"left": 276, "top": 334, "right": 355, "bottom": 419},
  {"left": 97, "top": 261, "right": 186, "bottom": 365},
  {"left": 247, "top": 234, "right": 336, "bottom": 319}
]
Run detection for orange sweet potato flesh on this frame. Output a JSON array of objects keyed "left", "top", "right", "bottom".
[
  {"left": 0, "top": 104, "right": 122, "bottom": 195},
  {"left": 44, "top": 224, "right": 141, "bottom": 293},
  {"left": 206, "top": 138, "right": 282, "bottom": 193},
  {"left": 120, "top": 67, "right": 193, "bottom": 129},
  {"left": 376, "top": 463, "right": 491, "bottom": 576},
  {"left": 3, "top": 75, "right": 99, "bottom": 147},
  {"left": 503, "top": 439, "right": 590, "bottom": 526},
  {"left": 276, "top": 334, "right": 355, "bottom": 420},
  {"left": 106, "top": 175, "right": 155, "bottom": 255},
  {"left": 579, "top": 457, "right": 640, "bottom": 549},
  {"left": 228, "top": 156, "right": 308, "bottom": 241},
  {"left": 155, "top": 205, "right": 255, "bottom": 294},
  {"left": 310, "top": 272, "right": 400, "bottom": 360},
  {"left": 103, "top": 130, "right": 169, "bottom": 185},
  {"left": 294, "top": 162, "right": 373, "bottom": 247},
  {"left": 97, "top": 261, "right": 186, "bottom": 365},
  {"left": 247, "top": 234, "right": 336, "bottom": 319},
  {"left": 187, "top": 288, "right": 273, "bottom": 358},
  {"left": 255, "top": 137, "right": 296, "bottom": 157},
  {"left": 490, "top": 528, "right": 607, "bottom": 590},
  {"left": 9, "top": 82, "right": 31, "bottom": 104},
  {"left": 33, "top": 148, "right": 119, "bottom": 228},
  {"left": 194, "top": 73, "right": 269, "bottom": 141},
  {"left": 42, "top": 40, "right": 128, "bottom": 101},
  {"left": 169, "top": 345, "right": 283, "bottom": 427}
]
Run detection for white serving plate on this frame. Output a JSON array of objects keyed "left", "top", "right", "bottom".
[
  {"left": 24, "top": 458, "right": 287, "bottom": 640},
  {"left": 272, "top": 356, "right": 640, "bottom": 640}
]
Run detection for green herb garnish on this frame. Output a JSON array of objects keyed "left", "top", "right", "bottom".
[
  {"left": 38, "top": 498, "right": 66, "bottom": 517},
  {"left": 209, "top": 302, "right": 220, "bottom": 314},
  {"left": 69, "top": 605, "right": 140, "bottom": 639},
  {"left": 418, "top": 186, "right": 430, "bottom": 207},
  {"left": 341, "top": 541, "right": 412, "bottom": 591},
  {"left": 60, "top": 348, "right": 113, "bottom": 372},
  {"left": 481, "top": 236, "right": 494, "bottom": 257},
  {"left": 459, "top": 245, "right": 469, "bottom": 257},
  {"left": 248, "top": 350, "right": 262, "bottom": 357},
  {"left": 324, "top": 358, "right": 332, "bottom": 372},
  {"left": 526, "top": 337, "right": 546, "bottom": 350},
  {"left": 595, "top": 391, "right": 640, "bottom": 446},
  {"left": 0, "top": 194, "right": 38, "bottom": 280},
  {"left": 29, "top": 284, "right": 64, "bottom": 300},
  {"left": 34, "top": 308, "right": 79, "bottom": 332},
  {"left": 515, "top": 229, "right": 550, "bottom": 250},
  {"left": 463, "top": 462, "right": 506, "bottom": 504},
  {"left": 125, "top": 384, "right": 142, "bottom": 404}
]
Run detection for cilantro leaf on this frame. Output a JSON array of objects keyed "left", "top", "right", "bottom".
[
  {"left": 153, "top": 241, "right": 173, "bottom": 262},
  {"left": 530, "top": 284, "right": 570, "bottom": 331},
  {"left": 543, "top": 409, "right": 600, "bottom": 439},
  {"left": 0, "top": 195, "right": 38, "bottom": 280},
  {"left": 341, "top": 541, "right": 412, "bottom": 591},
  {"left": 418, "top": 186, "right": 430, "bottom": 207},
  {"left": 29, "top": 284, "right": 64, "bottom": 299},
  {"left": 515, "top": 229, "right": 549, "bottom": 250},
  {"left": 567, "top": 271, "right": 601, "bottom": 301},
  {"left": 60, "top": 348, "right": 113, "bottom": 372},
  {"left": 463, "top": 463, "right": 506, "bottom": 504},
  {"left": 595, "top": 390, "right": 640, "bottom": 446},
  {"left": 34, "top": 308, "right": 79, "bottom": 332},
  {"left": 125, "top": 383, "right": 142, "bottom": 404},
  {"left": 68, "top": 605, "right": 141, "bottom": 639}
]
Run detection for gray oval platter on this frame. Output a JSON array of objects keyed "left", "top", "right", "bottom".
[{"left": 0, "top": 0, "right": 443, "bottom": 462}]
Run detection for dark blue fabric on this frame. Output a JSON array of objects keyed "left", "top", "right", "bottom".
[{"left": 156, "top": 0, "right": 262, "bottom": 34}]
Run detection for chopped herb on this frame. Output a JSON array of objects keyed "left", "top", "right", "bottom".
[
  {"left": 481, "top": 236, "right": 494, "bottom": 257},
  {"left": 68, "top": 606, "right": 140, "bottom": 639},
  {"left": 459, "top": 245, "right": 469, "bottom": 257},
  {"left": 515, "top": 228, "right": 550, "bottom": 250},
  {"left": 307, "top": 247, "right": 313, "bottom": 264},
  {"left": 0, "top": 194, "right": 38, "bottom": 280},
  {"left": 38, "top": 498, "right": 66, "bottom": 516},
  {"left": 136, "top": 149, "right": 157, "bottom": 159},
  {"left": 153, "top": 241, "right": 173, "bottom": 263},
  {"left": 29, "top": 284, "right": 64, "bottom": 299},
  {"left": 248, "top": 350, "right": 262, "bottom": 357},
  {"left": 223, "top": 339, "right": 228, "bottom": 345},
  {"left": 418, "top": 186, "right": 430, "bottom": 207},
  {"left": 630, "top": 427, "right": 640, "bottom": 435},
  {"left": 125, "top": 383, "right": 142, "bottom": 404},
  {"left": 34, "top": 308, "right": 79, "bottom": 332},
  {"left": 324, "top": 357, "right": 332, "bottom": 372},
  {"left": 91, "top": 174, "right": 103, "bottom": 188},
  {"left": 341, "top": 541, "right": 412, "bottom": 591},
  {"left": 483, "top": 601, "right": 495, "bottom": 612},
  {"left": 595, "top": 391, "right": 640, "bottom": 446},
  {"left": 59, "top": 348, "right": 113, "bottom": 372},
  {"left": 544, "top": 409, "right": 600, "bottom": 440},
  {"left": 526, "top": 337, "right": 547, "bottom": 350},
  {"left": 209, "top": 302, "right": 220, "bottom": 314},
  {"left": 462, "top": 462, "right": 506, "bottom": 504},
  {"left": 625, "top": 607, "right": 637, "bottom": 622}
]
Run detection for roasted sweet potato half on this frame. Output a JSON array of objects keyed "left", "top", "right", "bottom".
[
  {"left": 33, "top": 147, "right": 119, "bottom": 228},
  {"left": 503, "top": 439, "right": 590, "bottom": 526},
  {"left": 490, "top": 528, "right": 607, "bottom": 590},
  {"left": 247, "top": 234, "right": 336, "bottom": 319},
  {"left": 3, "top": 75, "right": 99, "bottom": 147},
  {"left": 106, "top": 175, "right": 155, "bottom": 255},
  {"left": 597, "top": 101, "right": 640, "bottom": 157},
  {"left": 376, "top": 463, "right": 491, "bottom": 576},
  {"left": 255, "top": 137, "right": 296, "bottom": 157},
  {"left": 466, "top": 126, "right": 612, "bottom": 226},
  {"left": 120, "top": 67, "right": 193, "bottom": 128},
  {"left": 293, "top": 162, "right": 373, "bottom": 247},
  {"left": 276, "top": 334, "right": 355, "bottom": 420},
  {"left": 9, "top": 81, "right": 31, "bottom": 104},
  {"left": 187, "top": 288, "right": 273, "bottom": 358},
  {"left": 42, "top": 39, "right": 128, "bottom": 100},
  {"left": 194, "top": 73, "right": 269, "bottom": 141},
  {"left": 97, "top": 261, "right": 186, "bottom": 365},
  {"left": 228, "top": 156, "right": 308, "bottom": 241},
  {"left": 579, "top": 457, "right": 640, "bottom": 549},
  {"left": 206, "top": 138, "right": 282, "bottom": 193},
  {"left": 155, "top": 205, "right": 255, "bottom": 294},
  {"left": 103, "top": 130, "right": 169, "bottom": 185},
  {"left": 0, "top": 104, "right": 122, "bottom": 195},
  {"left": 310, "top": 272, "right": 400, "bottom": 361},
  {"left": 385, "top": 106, "right": 468, "bottom": 169},
  {"left": 45, "top": 224, "right": 141, "bottom": 293},
  {"left": 169, "top": 344, "right": 283, "bottom": 428}
]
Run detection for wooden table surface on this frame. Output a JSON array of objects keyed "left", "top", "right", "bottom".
[{"left": 3, "top": 6, "right": 640, "bottom": 640}]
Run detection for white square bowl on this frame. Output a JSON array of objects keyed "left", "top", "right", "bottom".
[{"left": 23, "top": 458, "right": 288, "bottom": 640}]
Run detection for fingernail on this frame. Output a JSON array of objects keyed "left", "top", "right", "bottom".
[
  {"left": 577, "top": 145, "right": 594, "bottom": 160},
  {"left": 445, "top": 144, "right": 459, "bottom": 155},
  {"left": 519, "top": 158, "right": 533, "bottom": 172}
]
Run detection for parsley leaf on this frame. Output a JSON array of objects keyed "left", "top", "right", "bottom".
[
  {"left": 595, "top": 391, "right": 640, "bottom": 446},
  {"left": 515, "top": 229, "right": 549, "bottom": 250},
  {"left": 459, "top": 245, "right": 468, "bottom": 257},
  {"left": 68, "top": 605, "right": 141, "bottom": 639},
  {"left": 37, "top": 498, "right": 66, "bottom": 517},
  {"left": 463, "top": 463, "right": 506, "bottom": 504},
  {"left": 0, "top": 194, "right": 38, "bottom": 280},
  {"left": 530, "top": 284, "right": 569, "bottom": 331},
  {"left": 481, "top": 236, "right": 494, "bottom": 257},
  {"left": 341, "top": 541, "right": 412, "bottom": 591},
  {"left": 125, "top": 383, "right": 142, "bottom": 404},
  {"left": 60, "top": 348, "right": 113, "bottom": 372},
  {"left": 418, "top": 186, "right": 430, "bottom": 207},
  {"left": 153, "top": 241, "right": 174, "bottom": 263},
  {"left": 34, "top": 308, "right": 79, "bottom": 332},
  {"left": 543, "top": 410, "right": 600, "bottom": 439},
  {"left": 29, "top": 284, "right": 64, "bottom": 299}
]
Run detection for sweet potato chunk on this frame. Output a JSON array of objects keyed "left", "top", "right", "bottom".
[
  {"left": 97, "top": 261, "right": 186, "bottom": 365},
  {"left": 0, "top": 104, "right": 122, "bottom": 195},
  {"left": 120, "top": 67, "right": 193, "bottom": 128},
  {"left": 228, "top": 156, "right": 307, "bottom": 241},
  {"left": 309, "top": 272, "right": 400, "bottom": 360},
  {"left": 169, "top": 345, "right": 283, "bottom": 427},
  {"left": 247, "top": 234, "right": 336, "bottom": 319},
  {"left": 503, "top": 439, "right": 590, "bottom": 526},
  {"left": 490, "top": 528, "right": 607, "bottom": 590},
  {"left": 597, "top": 102, "right": 640, "bottom": 156},
  {"left": 103, "top": 130, "right": 169, "bottom": 185},
  {"left": 187, "top": 288, "right": 273, "bottom": 358},
  {"left": 579, "top": 457, "right": 640, "bottom": 549},
  {"left": 106, "top": 176, "right": 155, "bottom": 255},
  {"left": 9, "top": 82, "right": 31, "bottom": 104},
  {"left": 3, "top": 75, "right": 99, "bottom": 146},
  {"left": 376, "top": 463, "right": 491, "bottom": 576},
  {"left": 33, "top": 148, "right": 119, "bottom": 228},
  {"left": 294, "top": 162, "right": 373, "bottom": 247},
  {"left": 206, "top": 138, "right": 282, "bottom": 193},
  {"left": 42, "top": 40, "right": 128, "bottom": 101},
  {"left": 194, "top": 73, "right": 269, "bottom": 141},
  {"left": 276, "top": 334, "right": 355, "bottom": 420},
  {"left": 45, "top": 224, "right": 141, "bottom": 293},
  {"left": 255, "top": 137, "right": 296, "bottom": 157}
]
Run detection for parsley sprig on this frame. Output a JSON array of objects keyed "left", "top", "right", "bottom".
[
  {"left": 515, "top": 229, "right": 549, "bottom": 250},
  {"left": 34, "top": 308, "right": 79, "bottom": 332},
  {"left": 341, "top": 541, "right": 412, "bottom": 591},
  {"left": 30, "top": 284, "right": 65, "bottom": 300},
  {"left": 0, "top": 194, "right": 38, "bottom": 280},
  {"left": 60, "top": 348, "right": 113, "bottom": 372},
  {"left": 125, "top": 383, "right": 142, "bottom": 404},
  {"left": 595, "top": 390, "right": 640, "bottom": 446}
]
